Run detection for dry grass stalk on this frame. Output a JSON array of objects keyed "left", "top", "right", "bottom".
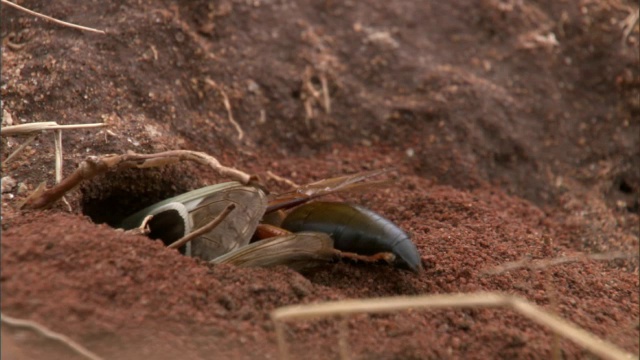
[
  {"left": 1, "top": 0, "right": 106, "bottom": 34},
  {"left": 1, "top": 312, "right": 104, "bottom": 360},
  {"left": 622, "top": 9, "right": 639, "bottom": 44},
  {"left": 21, "top": 150, "right": 254, "bottom": 210},
  {"left": 320, "top": 73, "right": 331, "bottom": 114},
  {"left": 205, "top": 78, "right": 244, "bottom": 140},
  {"left": 1, "top": 122, "right": 106, "bottom": 136},
  {"left": 54, "top": 130, "right": 63, "bottom": 183},
  {"left": 481, "top": 251, "right": 637, "bottom": 276},
  {"left": 2, "top": 134, "right": 36, "bottom": 165},
  {"left": 167, "top": 203, "right": 236, "bottom": 249},
  {"left": 265, "top": 170, "right": 300, "bottom": 189},
  {"left": 271, "top": 292, "right": 636, "bottom": 360},
  {"left": 544, "top": 271, "right": 562, "bottom": 360},
  {"left": 337, "top": 316, "right": 351, "bottom": 360}
]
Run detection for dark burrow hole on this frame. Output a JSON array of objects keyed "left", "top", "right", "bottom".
[
  {"left": 611, "top": 176, "right": 639, "bottom": 214},
  {"left": 80, "top": 165, "right": 201, "bottom": 227},
  {"left": 617, "top": 178, "right": 633, "bottom": 194}
]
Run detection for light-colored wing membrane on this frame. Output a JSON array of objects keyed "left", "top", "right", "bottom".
[
  {"left": 210, "top": 232, "right": 336, "bottom": 270},
  {"left": 189, "top": 184, "right": 267, "bottom": 260},
  {"left": 119, "top": 182, "right": 242, "bottom": 229},
  {"left": 266, "top": 169, "right": 391, "bottom": 213}
]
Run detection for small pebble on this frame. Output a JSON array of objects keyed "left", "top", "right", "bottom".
[
  {"left": 16, "top": 182, "right": 29, "bottom": 195},
  {"left": 1, "top": 176, "right": 17, "bottom": 193},
  {"left": 2, "top": 109, "right": 13, "bottom": 126}
]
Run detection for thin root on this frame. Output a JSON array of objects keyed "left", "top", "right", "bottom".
[
  {"left": 1, "top": 312, "right": 104, "bottom": 360},
  {"left": 21, "top": 150, "right": 254, "bottom": 210},
  {"left": 481, "top": 251, "right": 637, "bottom": 276},
  {"left": 205, "top": 78, "right": 244, "bottom": 140},
  {"left": 265, "top": 171, "right": 300, "bottom": 189}
]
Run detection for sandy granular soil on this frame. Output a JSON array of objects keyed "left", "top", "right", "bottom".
[{"left": 1, "top": 0, "right": 638, "bottom": 359}]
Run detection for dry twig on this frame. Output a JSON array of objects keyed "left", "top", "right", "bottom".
[
  {"left": 622, "top": 9, "right": 639, "bottom": 45},
  {"left": 54, "top": 130, "right": 63, "bottom": 183},
  {"left": 481, "top": 251, "right": 637, "bottom": 276},
  {"left": 1, "top": 0, "right": 106, "bottom": 34},
  {"left": 271, "top": 292, "right": 636, "bottom": 360},
  {"left": 1, "top": 313, "right": 104, "bottom": 360},
  {"left": 167, "top": 203, "right": 236, "bottom": 249},
  {"left": 205, "top": 78, "right": 244, "bottom": 140},
  {"left": 21, "top": 150, "right": 254, "bottom": 210},
  {"left": 265, "top": 171, "right": 300, "bottom": 189},
  {"left": 123, "top": 215, "right": 153, "bottom": 236},
  {"left": 2, "top": 134, "right": 37, "bottom": 165},
  {"left": 320, "top": 73, "right": 331, "bottom": 114}
]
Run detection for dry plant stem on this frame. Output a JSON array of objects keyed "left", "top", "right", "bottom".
[
  {"left": 622, "top": 10, "right": 639, "bottom": 44},
  {"left": 1, "top": 0, "right": 106, "bottom": 34},
  {"left": 53, "top": 129, "right": 73, "bottom": 211},
  {"left": 304, "top": 97, "right": 314, "bottom": 123},
  {"left": 167, "top": 203, "right": 236, "bottom": 249},
  {"left": 271, "top": 292, "right": 636, "bottom": 360},
  {"left": 205, "top": 78, "right": 244, "bottom": 140},
  {"left": 1, "top": 313, "right": 104, "bottom": 360},
  {"left": 337, "top": 317, "right": 351, "bottom": 360},
  {"left": 265, "top": 170, "right": 300, "bottom": 188},
  {"left": 21, "top": 150, "right": 253, "bottom": 210},
  {"left": 320, "top": 74, "right": 331, "bottom": 114},
  {"left": 54, "top": 130, "right": 63, "bottom": 183},
  {"left": 1, "top": 122, "right": 106, "bottom": 136},
  {"left": 545, "top": 271, "right": 562, "bottom": 360},
  {"left": 481, "top": 251, "right": 637, "bottom": 276},
  {"left": 2, "top": 133, "right": 36, "bottom": 165}
]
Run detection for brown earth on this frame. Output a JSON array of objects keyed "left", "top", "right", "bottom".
[{"left": 1, "top": 0, "right": 639, "bottom": 359}]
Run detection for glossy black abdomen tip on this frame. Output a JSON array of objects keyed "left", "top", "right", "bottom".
[
  {"left": 392, "top": 238, "right": 423, "bottom": 273},
  {"left": 282, "top": 202, "right": 423, "bottom": 273}
]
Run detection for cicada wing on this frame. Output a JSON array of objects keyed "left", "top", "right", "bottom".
[
  {"left": 266, "top": 168, "right": 392, "bottom": 213},
  {"left": 119, "top": 182, "right": 242, "bottom": 230},
  {"left": 210, "top": 232, "right": 336, "bottom": 270},
  {"left": 189, "top": 184, "right": 267, "bottom": 261}
]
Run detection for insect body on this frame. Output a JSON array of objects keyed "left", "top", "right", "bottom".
[
  {"left": 281, "top": 202, "right": 422, "bottom": 272},
  {"left": 120, "top": 170, "right": 422, "bottom": 272}
]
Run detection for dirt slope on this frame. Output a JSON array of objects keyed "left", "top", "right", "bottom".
[{"left": 1, "top": 1, "right": 638, "bottom": 359}]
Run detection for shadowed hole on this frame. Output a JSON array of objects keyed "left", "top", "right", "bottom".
[{"left": 80, "top": 165, "right": 200, "bottom": 227}]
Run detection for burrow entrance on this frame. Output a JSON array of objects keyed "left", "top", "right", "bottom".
[{"left": 80, "top": 164, "right": 202, "bottom": 227}]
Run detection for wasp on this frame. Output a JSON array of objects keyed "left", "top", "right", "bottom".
[{"left": 120, "top": 170, "right": 423, "bottom": 272}]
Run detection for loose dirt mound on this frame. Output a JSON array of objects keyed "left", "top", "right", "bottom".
[{"left": 1, "top": 1, "right": 638, "bottom": 359}]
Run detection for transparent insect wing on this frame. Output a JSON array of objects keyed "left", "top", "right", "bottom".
[
  {"left": 210, "top": 232, "right": 335, "bottom": 270},
  {"left": 266, "top": 168, "right": 391, "bottom": 213},
  {"left": 188, "top": 184, "right": 267, "bottom": 260},
  {"left": 120, "top": 182, "right": 243, "bottom": 230}
]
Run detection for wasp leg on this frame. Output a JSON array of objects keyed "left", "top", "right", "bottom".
[
  {"left": 337, "top": 251, "right": 396, "bottom": 265},
  {"left": 254, "top": 223, "right": 292, "bottom": 240}
]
